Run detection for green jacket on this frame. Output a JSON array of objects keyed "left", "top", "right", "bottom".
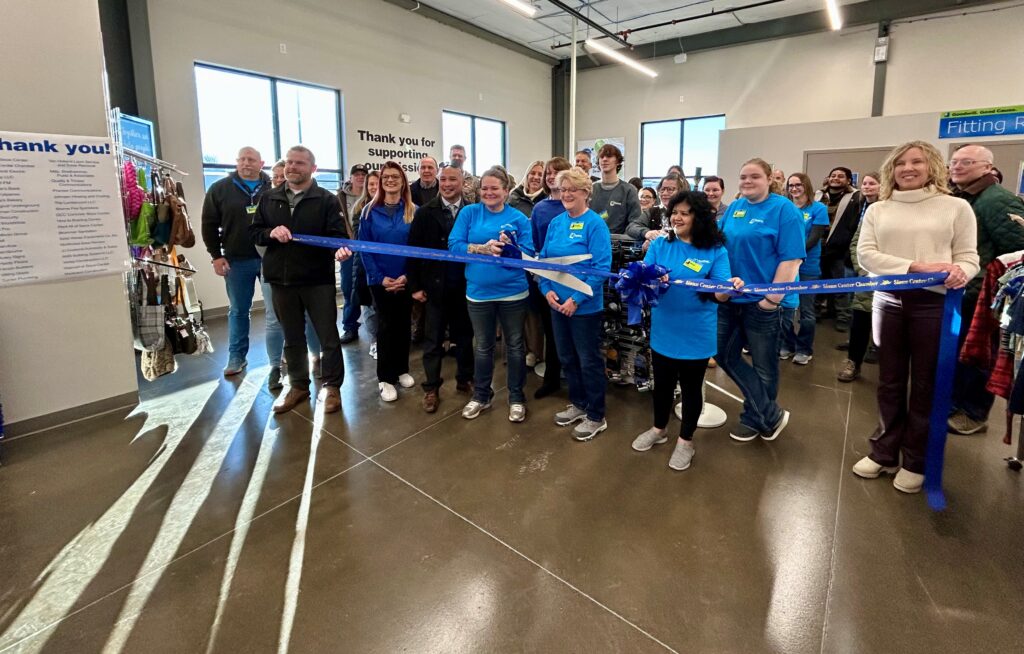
[{"left": 965, "top": 182, "right": 1024, "bottom": 294}]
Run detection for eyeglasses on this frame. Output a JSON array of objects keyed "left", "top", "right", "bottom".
[
  {"left": 380, "top": 174, "right": 402, "bottom": 181},
  {"left": 558, "top": 187, "right": 581, "bottom": 194},
  {"left": 948, "top": 159, "right": 992, "bottom": 168},
  {"left": 787, "top": 183, "right": 804, "bottom": 189}
]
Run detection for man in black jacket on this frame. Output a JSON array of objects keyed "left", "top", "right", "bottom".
[
  {"left": 251, "top": 146, "right": 351, "bottom": 414},
  {"left": 410, "top": 156, "right": 439, "bottom": 207},
  {"left": 815, "top": 167, "right": 862, "bottom": 332},
  {"left": 201, "top": 146, "right": 278, "bottom": 378},
  {"left": 407, "top": 164, "right": 474, "bottom": 413}
]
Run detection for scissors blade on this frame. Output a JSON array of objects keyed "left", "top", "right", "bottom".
[{"left": 527, "top": 267, "right": 594, "bottom": 296}]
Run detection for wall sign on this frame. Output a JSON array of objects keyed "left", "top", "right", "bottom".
[
  {"left": 939, "top": 105, "right": 1024, "bottom": 139},
  {"left": 0, "top": 130, "right": 127, "bottom": 287},
  {"left": 118, "top": 112, "right": 156, "bottom": 157},
  {"left": 353, "top": 129, "right": 437, "bottom": 173}
]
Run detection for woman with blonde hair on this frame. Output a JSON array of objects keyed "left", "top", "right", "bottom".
[
  {"left": 359, "top": 161, "right": 417, "bottom": 401},
  {"left": 853, "top": 141, "right": 978, "bottom": 493},
  {"left": 509, "top": 159, "right": 546, "bottom": 216}
]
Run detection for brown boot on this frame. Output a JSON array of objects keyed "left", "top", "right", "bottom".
[
  {"left": 455, "top": 380, "right": 473, "bottom": 394},
  {"left": 273, "top": 387, "right": 310, "bottom": 413},
  {"left": 423, "top": 390, "right": 439, "bottom": 413},
  {"left": 320, "top": 386, "right": 341, "bottom": 414}
]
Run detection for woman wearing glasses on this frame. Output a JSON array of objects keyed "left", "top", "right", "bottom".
[
  {"left": 538, "top": 167, "right": 612, "bottom": 441},
  {"left": 359, "top": 161, "right": 417, "bottom": 402},
  {"left": 449, "top": 166, "right": 535, "bottom": 423},
  {"left": 780, "top": 172, "right": 829, "bottom": 364},
  {"left": 853, "top": 141, "right": 978, "bottom": 494}
]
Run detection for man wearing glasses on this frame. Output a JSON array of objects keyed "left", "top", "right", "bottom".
[{"left": 947, "top": 144, "right": 1024, "bottom": 435}]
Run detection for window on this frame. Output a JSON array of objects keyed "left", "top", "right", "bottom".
[
  {"left": 639, "top": 115, "right": 725, "bottom": 188},
  {"left": 442, "top": 110, "right": 506, "bottom": 176},
  {"left": 194, "top": 64, "right": 343, "bottom": 191}
]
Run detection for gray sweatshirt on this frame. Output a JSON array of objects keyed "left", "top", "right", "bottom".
[{"left": 589, "top": 180, "right": 642, "bottom": 236}]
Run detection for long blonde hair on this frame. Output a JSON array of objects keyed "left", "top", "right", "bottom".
[
  {"left": 366, "top": 161, "right": 416, "bottom": 223},
  {"left": 879, "top": 141, "right": 951, "bottom": 200},
  {"left": 519, "top": 160, "right": 546, "bottom": 194}
]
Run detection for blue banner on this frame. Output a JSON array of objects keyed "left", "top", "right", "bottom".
[{"left": 939, "top": 106, "right": 1024, "bottom": 139}]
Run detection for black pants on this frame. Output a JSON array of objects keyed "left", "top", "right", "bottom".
[
  {"left": 370, "top": 285, "right": 412, "bottom": 384},
  {"left": 652, "top": 350, "right": 709, "bottom": 441},
  {"left": 847, "top": 309, "right": 872, "bottom": 366},
  {"left": 421, "top": 290, "right": 474, "bottom": 391},
  {"left": 271, "top": 283, "right": 343, "bottom": 388},
  {"left": 951, "top": 291, "right": 995, "bottom": 421},
  {"left": 530, "top": 280, "right": 561, "bottom": 386},
  {"left": 820, "top": 256, "right": 851, "bottom": 324}
]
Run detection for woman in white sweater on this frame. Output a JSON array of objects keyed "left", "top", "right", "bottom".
[{"left": 854, "top": 140, "right": 979, "bottom": 494}]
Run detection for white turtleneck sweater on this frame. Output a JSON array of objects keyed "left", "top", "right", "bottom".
[{"left": 857, "top": 186, "right": 980, "bottom": 287}]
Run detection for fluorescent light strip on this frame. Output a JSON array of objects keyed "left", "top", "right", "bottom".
[
  {"left": 584, "top": 39, "right": 658, "bottom": 78},
  {"left": 498, "top": 0, "right": 537, "bottom": 17},
  {"left": 826, "top": 0, "right": 842, "bottom": 30}
]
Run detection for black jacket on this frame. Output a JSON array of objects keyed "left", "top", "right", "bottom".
[
  {"left": 250, "top": 180, "right": 345, "bottom": 286},
  {"left": 201, "top": 171, "right": 271, "bottom": 260},
  {"left": 406, "top": 194, "right": 465, "bottom": 299},
  {"left": 817, "top": 187, "right": 863, "bottom": 264},
  {"left": 508, "top": 185, "right": 545, "bottom": 217},
  {"left": 410, "top": 179, "right": 439, "bottom": 208}
]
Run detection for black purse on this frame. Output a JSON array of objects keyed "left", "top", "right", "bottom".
[{"left": 163, "top": 276, "right": 199, "bottom": 355}]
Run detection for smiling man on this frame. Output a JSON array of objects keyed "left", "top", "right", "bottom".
[{"left": 947, "top": 144, "right": 1024, "bottom": 435}]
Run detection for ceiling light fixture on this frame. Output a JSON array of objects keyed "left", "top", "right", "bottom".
[
  {"left": 498, "top": 0, "right": 537, "bottom": 18},
  {"left": 825, "top": 0, "right": 842, "bottom": 31},
  {"left": 584, "top": 39, "right": 658, "bottom": 78}
]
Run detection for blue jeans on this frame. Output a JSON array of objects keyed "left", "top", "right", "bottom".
[
  {"left": 260, "top": 278, "right": 320, "bottom": 364},
  {"left": 782, "top": 275, "right": 818, "bottom": 355},
  {"left": 717, "top": 302, "right": 784, "bottom": 432},
  {"left": 339, "top": 257, "right": 361, "bottom": 334},
  {"left": 224, "top": 257, "right": 263, "bottom": 361},
  {"left": 551, "top": 311, "right": 606, "bottom": 421},
  {"left": 466, "top": 298, "right": 528, "bottom": 404}
]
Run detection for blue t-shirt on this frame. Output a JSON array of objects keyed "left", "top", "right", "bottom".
[
  {"left": 448, "top": 203, "right": 534, "bottom": 301},
  {"left": 537, "top": 209, "right": 612, "bottom": 315},
  {"left": 530, "top": 197, "right": 565, "bottom": 252},
  {"left": 797, "top": 201, "right": 829, "bottom": 277},
  {"left": 241, "top": 178, "right": 259, "bottom": 192},
  {"left": 718, "top": 193, "right": 805, "bottom": 308},
  {"left": 644, "top": 238, "right": 731, "bottom": 360}
]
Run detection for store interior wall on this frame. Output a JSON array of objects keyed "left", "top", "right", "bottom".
[
  {"left": 0, "top": 0, "right": 138, "bottom": 427},
  {"left": 573, "top": 1, "right": 1024, "bottom": 180},
  {"left": 140, "top": 0, "right": 553, "bottom": 313}
]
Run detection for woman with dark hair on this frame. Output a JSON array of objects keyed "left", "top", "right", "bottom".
[
  {"left": 540, "top": 167, "right": 612, "bottom": 441},
  {"left": 628, "top": 177, "right": 644, "bottom": 191},
  {"left": 633, "top": 174, "right": 690, "bottom": 243},
  {"left": 449, "top": 166, "right": 535, "bottom": 422},
  {"left": 702, "top": 176, "right": 728, "bottom": 218},
  {"left": 633, "top": 191, "right": 742, "bottom": 470},
  {"left": 838, "top": 171, "right": 881, "bottom": 382},
  {"left": 717, "top": 158, "right": 805, "bottom": 443},
  {"left": 780, "top": 172, "right": 829, "bottom": 364},
  {"left": 530, "top": 156, "right": 573, "bottom": 398},
  {"left": 359, "top": 161, "right": 417, "bottom": 402},
  {"left": 853, "top": 141, "right": 978, "bottom": 493}
]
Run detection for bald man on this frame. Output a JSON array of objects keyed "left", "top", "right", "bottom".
[
  {"left": 947, "top": 144, "right": 1024, "bottom": 434},
  {"left": 201, "top": 145, "right": 282, "bottom": 382}
]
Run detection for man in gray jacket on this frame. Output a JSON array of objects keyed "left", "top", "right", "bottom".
[{"left": 589, "top": 143, "right": 641, "bottom": 236}]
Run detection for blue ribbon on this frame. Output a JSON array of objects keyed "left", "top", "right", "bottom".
[
  {"left": 295, "top": 235, "right": 962, "bottom": 510},
  {"left": 613, "top": 261, "right": 669, "bottom": 325}
]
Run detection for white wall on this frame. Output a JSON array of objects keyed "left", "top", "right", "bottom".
[
  {"left": 146, "top": 0, "right": 553, "bottom": 312},
  {"left": 0, "top": 0, "right": 138, "bottom": 425},
  {"left": 574, "top": 1, "right": 1024, "bottom": 180}
]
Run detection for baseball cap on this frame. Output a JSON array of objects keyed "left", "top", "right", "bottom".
[{"left": 350, "top": 164, "right": 369, "bottom": 175}]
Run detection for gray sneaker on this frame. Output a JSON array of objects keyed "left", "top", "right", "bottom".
[
  {"left": 462, "top": 399, "right": 492, "bottom": 420},
  {"left": 554, "top": 404, "right": 587, "bottom": 426},
  {"left": 792, "top": 353, "right": 813, "bottom": 365},
  {"left": 509, "top": 403, "right": 527, "bottom": 423},
  {"left": 631, "top": 427, "right": 668, "bottom": 452},
  {"left": 572, "top": 418, "right": 608, "bottom": 441},
  {"left": 778, "top": 349, "right": 794, "bottom": 360},
  {"left": 668, "top": 440, "right": 695, "bottom": 471},
  {"left": 267, "top": 366, "right": 283, "bottom": 391}
]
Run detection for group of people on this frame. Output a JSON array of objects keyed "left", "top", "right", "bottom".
[{"left": 200, "top": 137, "right": 1024, "bottom": 492}]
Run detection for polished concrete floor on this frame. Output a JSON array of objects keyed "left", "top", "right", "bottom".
[{"left": 1, "top": 313, "right": 1022, "bottom": 653}]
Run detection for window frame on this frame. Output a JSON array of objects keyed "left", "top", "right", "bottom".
[
  {"left": 193, "top": 62, "right": 345, "bottom": 189},
  {"left": 639, "top": 113, "right": 725, "bottom": 184},
  {"left": 442, "top": 109, "right": 507, "bottom": 176}
]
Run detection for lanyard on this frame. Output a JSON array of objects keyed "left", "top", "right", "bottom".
[{"left": 232, "top": 177, "right": 264, "bottom": 206}]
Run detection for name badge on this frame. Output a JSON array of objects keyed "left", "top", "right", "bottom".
[
  {"left": 803, "top": 212, "right": 811, "bottom": 220},
  {"left": 246, "top": 205, "right": 257, "bottom": 215},
  {"left": 570, "top": 221, "right": 584, "bottom": 230},
  {"left": 732, "top": 210, "right": 746, "bottom": 218},
  {"left": 683, "top": 259, "right": 703, "bottom": 272}
]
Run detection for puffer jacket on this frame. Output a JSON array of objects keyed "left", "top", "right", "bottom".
[{"left": 961, "top": 180, "right": 1024, "bottom": 295}]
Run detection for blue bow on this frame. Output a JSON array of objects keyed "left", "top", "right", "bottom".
[
  {"left": 499, "top": 229, "right": 523, "bottom": 260},
  {"left": 614, "top": 261, "right": 669, "bottom": 325}
]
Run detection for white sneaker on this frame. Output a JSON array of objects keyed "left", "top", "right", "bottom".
[
  {"left": 525, "top": 352, "right": 537, "bottom": 367},
  {"left": 893, "top": 468, "right": 924, "bottom": 494},
  {"left": 851, "top": 456, "right": 899, "bottom": 479},
  {"left": 462, "top": 399, "right": 492, "bottom": 419},
  {"left": 369, "top": 342, "right": 378, "bottom": 359},
  {"left": 398, "top": 373, "right": 415, "bottom": 388},
  {"left": 632, "top": 427, "right": 669, "bottom": 452},
  {"left": 379, "top": 382, "right": 398, "bottom": 402},
  {"left": 509, "top": 403, "right": 527, "bottom": 423}
]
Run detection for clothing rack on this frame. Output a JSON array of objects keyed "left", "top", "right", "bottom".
[
  {"left": 132, "top": 256, "right": 197, "bottom": 274},
  {"left": 123, "top": 148, "right": 189, "bottom": 176}
]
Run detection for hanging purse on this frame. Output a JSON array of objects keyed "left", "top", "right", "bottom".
[
  {"left": 140, "top": 339, "right": 176, "bottom": 380},
  {"left": 133, "top": 270, "right": 166, "bottom": 351},
  {"left": 167, "top": 176, "right": 196, "bottom": 248},
  {"left": 162, "top": 276, "right": 198, "bottom": 355}
]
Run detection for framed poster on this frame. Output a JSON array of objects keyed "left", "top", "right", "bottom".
[{"left": 118, "top": 112, "right": 156, "bottom": 157}]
